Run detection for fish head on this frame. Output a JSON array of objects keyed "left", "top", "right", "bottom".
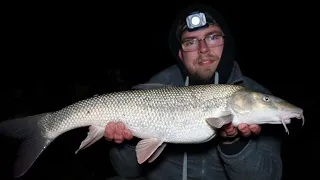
[{"left": 229, "top": 89, "right": 304, "bottom": 133}]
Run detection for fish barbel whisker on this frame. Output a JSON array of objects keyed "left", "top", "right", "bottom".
[
  {"left": 288, "top": 113, "right": 305, "bottom": 126},
  {"left": 279, "top": 112, "right": 305, "bottom": 135},
  {"left": 298, "top": 114, "right": 305, "bottom": 126},
  {"left": 280, "top": 118, "right": 290, "bottom": 135}
]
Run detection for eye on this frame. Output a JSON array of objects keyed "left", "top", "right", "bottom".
[
  {"left": 263, "top": 96, "right": 270, "bottom": 102},
  {"left": 207, "top": 34, "right": 216, "bottom": 40}
]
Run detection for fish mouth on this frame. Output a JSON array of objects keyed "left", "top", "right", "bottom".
[{"left": 278, "top": 112, "right": 305, "bottom": 135}]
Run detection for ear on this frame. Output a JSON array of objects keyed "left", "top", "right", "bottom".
[{"left": 178, "top": 49, "right": 183, "bottom": 61}]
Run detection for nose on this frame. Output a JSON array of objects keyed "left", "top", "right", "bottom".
[{"left": 198, "top": 39, "right": 209, "bottom": 53}]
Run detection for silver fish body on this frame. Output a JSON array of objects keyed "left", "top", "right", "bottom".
[
  {"left": 0, "top": 83, "right": 304, "bottom": 178},
  {"left": 43, "top": 84, "right": 242, "bottom": 143}
]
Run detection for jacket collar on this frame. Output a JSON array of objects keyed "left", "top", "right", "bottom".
[{"left": 227, "top": 61, "right": 244, "bottom": 85}]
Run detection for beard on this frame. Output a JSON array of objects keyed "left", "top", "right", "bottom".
[
  {"left": 189, "top": 69, "right": 215, "bottom": 85},
  {"left": 187, "top": 54, "right": 219, "bottom": 84}
]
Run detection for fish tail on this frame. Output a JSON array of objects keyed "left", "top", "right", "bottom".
[{"left": 0, "top": 113, "right": 52, "bottom": 178}]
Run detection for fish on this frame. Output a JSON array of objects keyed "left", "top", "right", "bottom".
[{"left": 0, "top": 83, "right": 304, "bottom": 178}]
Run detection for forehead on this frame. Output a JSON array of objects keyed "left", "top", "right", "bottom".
[{"left": 181, "top": 24, "right": 222, "bottom": 39}]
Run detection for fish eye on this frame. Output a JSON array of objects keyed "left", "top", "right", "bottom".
[{"left": 263, "top": 96, "right": 270, "bottom": 102}]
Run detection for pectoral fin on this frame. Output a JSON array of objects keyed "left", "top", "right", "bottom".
[
  {"left": 206, "top": 115, "right": 233, "bottom": 128},
  {"left": 136, "top": 138, "right": 165, "bottom": 164},
  {"left": 75, "top": 125, "right": 105, "bottom": 154}
]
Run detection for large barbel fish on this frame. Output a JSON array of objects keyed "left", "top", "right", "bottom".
[{"left": 0, "top": 83, "right": 304, "bottom": 178}]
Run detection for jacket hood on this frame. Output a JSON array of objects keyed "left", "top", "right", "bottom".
[{"left": 168, "top": 3, "right": 236, "bottom": 84}]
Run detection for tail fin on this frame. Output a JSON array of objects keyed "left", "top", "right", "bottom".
[{"left": 0, "top": 113, "right": 52, "bottom": 178}]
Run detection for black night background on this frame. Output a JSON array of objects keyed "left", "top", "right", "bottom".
[{"left": 0, "top": 1, "right": 316, "bottom": 180}]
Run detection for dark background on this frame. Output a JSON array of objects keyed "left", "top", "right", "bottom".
[{"left": 0, "top": 1, "right": 316, "bottom": 180}]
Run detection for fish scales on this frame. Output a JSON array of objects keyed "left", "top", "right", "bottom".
[
  {"left": 41, "top": 84, "right": 244, "bottom": 143},
  {"left": 0, "top": 83, "right": 305, "bottom": 178}
]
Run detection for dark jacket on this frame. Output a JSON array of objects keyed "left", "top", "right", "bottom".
[
  {"left": 109, "top": 62, "right": 283, "bottom": 180},
  {"left": 109, "top": 3, "right": 283, "bottom": 180}
]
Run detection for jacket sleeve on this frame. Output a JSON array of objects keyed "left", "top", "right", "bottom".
[
  {"left": 217, "top": 77, "right": 283, "bottom": 180},
  {"left": 218, "top": 136, "right": 283, "bottom": 180},
  {"left": 109, "top": 141, "right": 144, "bottom": 178}
]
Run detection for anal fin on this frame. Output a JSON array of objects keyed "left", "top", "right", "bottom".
[
  {"left": 206, "top": 115, "right": 233, "bottom": 128},
  {"left": 148, "top": 143, "right": 167, "bottom": 163},
  {"left": 75, "top": 125, "right": 105, "bottom": 154},
  {"left": 135, "top": 138, "right": 164, "bottom": 164}
]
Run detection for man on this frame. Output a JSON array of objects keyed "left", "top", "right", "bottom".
[{"left": 105, "top": 3, "right": 283, "bottom": 180}]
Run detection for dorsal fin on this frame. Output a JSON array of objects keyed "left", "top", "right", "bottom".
[{"left": 131, "top": 83, "right": 173, "bottom": 90}]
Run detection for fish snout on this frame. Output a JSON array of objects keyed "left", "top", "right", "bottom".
[
  {"left": 293, "top": 108, "right": 305, "bottom": 126},
  {"left": 281, "top": 111, "right": 304, "bottom": 125}
]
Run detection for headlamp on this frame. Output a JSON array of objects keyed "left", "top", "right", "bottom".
[{"left": 185, "top": 11, "right": 208, "bottom": 31}]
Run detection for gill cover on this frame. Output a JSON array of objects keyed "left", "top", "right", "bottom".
[{"left": 229, "top": 89, "right": 279, "bottom": 122}]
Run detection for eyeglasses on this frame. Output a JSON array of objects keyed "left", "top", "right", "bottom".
[{"left": 181, "top": 33, "right": 225, "bottom": 52}]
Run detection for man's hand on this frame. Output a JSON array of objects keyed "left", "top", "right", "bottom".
[
  {"left": 104, "top": 122, "right": 133, "bottom": 143},
  {"left": 220, "top": 123, "right": 261, "bottom": 138},
  {"left": 104, "top": 122, "right": 260, "bottom": 143}
]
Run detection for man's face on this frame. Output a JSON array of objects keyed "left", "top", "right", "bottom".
[{"left": 178, "top": 24, "right": 224, "bottom": 81}]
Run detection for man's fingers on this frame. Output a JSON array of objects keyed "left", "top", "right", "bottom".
[
  {"left": 113, "top": 122, "right": 125, "bottom": 143},
  {"left": 238, "top": 123, "right": 251, "bottom": 137},
  {"left": 105, "top": 122, "right": 128, "bottom": 143},
  {"left": 249, "top": 125, "right": 261, "bottom": 135},
  {"left": 115, "top": 122, "right": 125, "bottom": 134},
  {"left": 220, "top": 124, "right": 261, "bottom": 140},
  {"left": 114, "top": 134, "right": 124, "bottom": 143},
  {"left": 222, "top": 123, "right": 238, "bottom": 137},
  {"left": 123, "top": 129, "right": 133, "bottom": 140},
  {"left": 105, "top": 122, "right": 116, "bottom": 140},
  {"left": 227, "top": 129, "right": 238, "bottom": 137},
  {"left": 222, "top": 123, "right": 233, "bottom": 133}
]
